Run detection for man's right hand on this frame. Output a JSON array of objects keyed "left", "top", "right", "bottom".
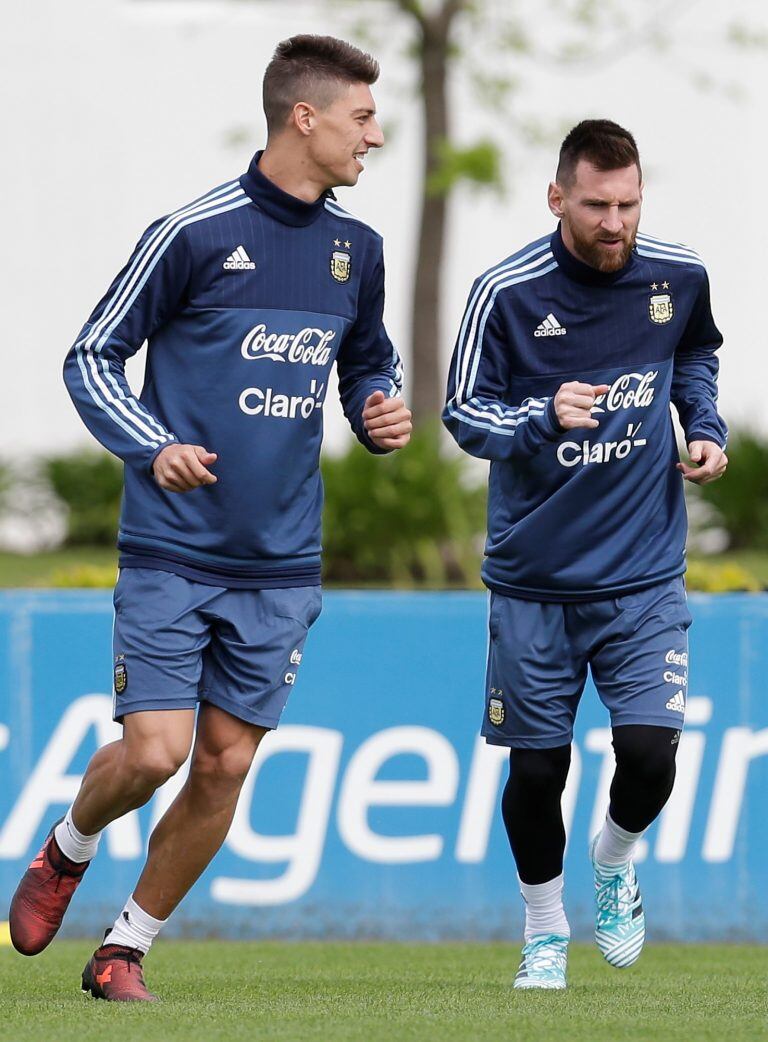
[
  {"left": 153, "top": 444, "right": 218, "bottom": 492},
  {"left": 553, "top": 381, "right": 610, "bottom": 431}
]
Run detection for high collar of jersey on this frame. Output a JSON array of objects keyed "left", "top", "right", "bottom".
[
  {"left": 551, "top": 223, "right": 637, "bottom": 286},
  {"left": 240, "top": 151, "right": 333, "bottom": 227}
]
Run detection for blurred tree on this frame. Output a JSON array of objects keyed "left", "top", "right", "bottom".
[
  {"left": 322, "top": 423, "right": 486, "bottom": 584},
  {"left": 130, "top": 0, "right": 765, "bottom": 422},
  {"left": 696, "top": 429, "right": 768, "bottom": 551},
  {"left": 350, "top": 0, "right": 766, "bottom": 420},
  {"left": 44, "top": 452, "right": 123, "bottom": 546}
]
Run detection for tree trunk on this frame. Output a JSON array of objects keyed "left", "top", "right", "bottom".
[{"left": 409, "top": 8, "right": 453, "bottom": 423}]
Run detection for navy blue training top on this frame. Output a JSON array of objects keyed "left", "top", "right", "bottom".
[
  {"left": 443, "top": 225, "right": 727, "bottom": 601},
  {"left": 64, "top": 153, "right": 402, "bottom": 588}
]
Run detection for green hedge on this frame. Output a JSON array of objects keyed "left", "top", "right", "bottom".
[
  {"left": 31, "top": 431, "right": 487, "bottom": 585},
  {"left": 43, "top": 452, "right": 123, "bottom": 546},
  {"left": 697, "top": 429, "right": 768, "bottom": 551},
  {"left": 12, "top": 424, "right": 768, "bottom": 590},
  {"left": 321, "top": 425, "right": 486, "bottom": 585}
]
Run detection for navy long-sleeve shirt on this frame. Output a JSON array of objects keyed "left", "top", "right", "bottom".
[
  {"left": 443, "top": 225, "right": 727, "bottom": 601},
  {"left": 64, "top": 154, "right": 402, "bottom": 588}
]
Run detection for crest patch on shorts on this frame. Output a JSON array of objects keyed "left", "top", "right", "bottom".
[
  {"left": 488, "top": 697, "right": 505, "bottom": 726},
  {"left": 114, "top": 654, "right": 127, "bottom": 694}
]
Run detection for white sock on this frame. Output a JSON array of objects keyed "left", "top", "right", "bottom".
[
  {"left": 594, "top": 812, "right": 644, "bottom": 867},
  {"left": 519, "top": 874, "right": 570, "bottom": 943},
  {"left": 105, "top": 895, "right": 167, "bottom": 954},
  {"left": 54, "top": 806, "right": 101, "bottom": 864}
]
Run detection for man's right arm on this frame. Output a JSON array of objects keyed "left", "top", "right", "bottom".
[
  {"left": 63, "top": 215, "right": 192, "bottom": 474},
  {"left": 442, "top": 281, "right": 605, "bottom": 461}
]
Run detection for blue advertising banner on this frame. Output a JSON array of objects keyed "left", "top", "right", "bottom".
[{"left": 0, "top": 590, "right": 766, "bottom": 942}]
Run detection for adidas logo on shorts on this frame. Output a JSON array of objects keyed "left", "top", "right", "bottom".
[{"left": 665, "top": 690, "right": 685, "bottom": 714}]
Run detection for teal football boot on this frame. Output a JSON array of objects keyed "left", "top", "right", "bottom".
[
  {"left": 590, "top": 835, "right": 646, "bottom": 968},
  {"left": 513, "top": 933, "right": 568, "bottom": 990}
]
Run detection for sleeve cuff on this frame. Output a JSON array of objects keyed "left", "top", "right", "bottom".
[
  {"left": 686, "top": 431, "right": 725, "bottom": 449},
  {"left": 146, "top": 437, "right": 178, "bottom": 475},
  {"left": 542, "top": 398, "right": 565, "bottom": 440}
]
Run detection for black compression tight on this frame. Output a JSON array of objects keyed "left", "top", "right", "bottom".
[
  {"left": 608, "top": 724, "right": 679, "bottom": 833},
  {"left": 502, "top": 743, "right": 571, "bottom": 886},
  {"left": 502, "top": 724, "right": 679, "bottom": 885}
]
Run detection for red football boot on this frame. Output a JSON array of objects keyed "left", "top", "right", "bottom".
[
  {"left": 9, "top": 820, "right": 90, "bottom": 955},
  {"left": 81, "top": 939, "right": 158, "bottom": 1002}
]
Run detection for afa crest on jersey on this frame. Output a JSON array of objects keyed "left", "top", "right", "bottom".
[
  {"left": 114, "top": 654, "right": 127, "bottom": 694},
  {"left": 488, "top": 697, "right": 505, "bottom": 726},
  {"left": 330, "top": 249, "right": 351, "bottom": 283},
  {"left": 648, "top": 292, "right": 674, "bottom": 324}
]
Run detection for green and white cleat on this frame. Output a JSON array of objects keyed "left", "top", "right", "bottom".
[
  {"left": 513, "top": 933, "right": 568, "bottom": 990},
  {"left": 590, "top": 836, "right": 646, "bottom": 968}
]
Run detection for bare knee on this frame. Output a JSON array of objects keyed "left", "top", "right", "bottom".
[
  {"left": 190, "top": 742, "right": 259, "bottom": 789},
  {"left": 129, "top": 748, "right": 186, "bottom": 790},
  {"left": 121, "top": 735, "right": 191, "bottom": 791},
  {"left": 189, "top": 714, "right": 267, "bottom": 793},
  {"left": 120, "top": 710, "right": 194, "bottom": 792}
]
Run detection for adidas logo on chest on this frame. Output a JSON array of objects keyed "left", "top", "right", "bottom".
[
  {"left": 534, "top": 313, "right": 566, "bottom": 337},
  {"left": 223, "top": 245, "right": 256, "bottom": 271}
]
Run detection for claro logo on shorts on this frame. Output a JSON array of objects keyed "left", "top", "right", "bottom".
[{"left": 241, "top": 325, "right": 335, "bottom": 366}]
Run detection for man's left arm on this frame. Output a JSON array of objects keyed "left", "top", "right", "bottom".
[
  {"left": 336, "top": 243, "right": 411, "bottom": 453},
  {"left": 671, "top": 270, "right": 728, "bottom": 485}
]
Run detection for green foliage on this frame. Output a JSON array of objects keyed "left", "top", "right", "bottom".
[
  {"left": 467, "top": 70, "right": 518, "bottom": 108},
  {"left": 697, "top": 429, "right": 768, "bottom": 551},
  {"left": 685, "top": 559, "right": 762, "bottom": 593},
  {"left": 0, "top": 461, "right": 10, "bottom": 512},
  {"left": 32, "top": 425, "right": 768, "bottom": 589},
  {"left": 425, "top": 139, "right": 502, "bottom": 197},
  {"left": 30, "top": 436, "right": 487, "bottom": 586},
  {"left": 47, "top": 564, "right": 118, "bottom": 588},
  {"left": 44, "top": 451, "right": 123, "bottom": 546},
  {"left": 321, "top": 425, "right": 485, "bottom": 585},
  {"left": 727, "top": 20, "right": 768, "bottom": 49}
]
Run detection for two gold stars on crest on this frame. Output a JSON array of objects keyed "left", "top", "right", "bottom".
[
  {"left": 333, "top": 238, "right": 352, "bottom": 249},
  {"left": 650, "top": 281, "right": 670, "bottom": 291}
]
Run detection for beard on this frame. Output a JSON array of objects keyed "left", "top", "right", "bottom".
[{"left": 567, "top": 222, "right": 637, "bottom": 272}]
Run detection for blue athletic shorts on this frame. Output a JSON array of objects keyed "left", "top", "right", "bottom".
[
  {"left": 112, "top": 568, "right": 322, "bottom": 728},
  {"left": 483, "top": 577, "right": 692, "bottom": 748}
]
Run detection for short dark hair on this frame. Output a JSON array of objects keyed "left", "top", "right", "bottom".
[
  {"left": 263, "top": 35, "right": 379, "bottom": 135},
  {"left": 556, "top": 120, "right": 641, "bottom": 187}
]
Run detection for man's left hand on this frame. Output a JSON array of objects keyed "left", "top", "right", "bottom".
[
  {"left": 362, "top": 390, "right": 412, "bottom": 450},
  {"left": 677, "top": 440, "right": 728, "bottom": 484}
]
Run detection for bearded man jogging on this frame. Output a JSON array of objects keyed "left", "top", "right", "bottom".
[
  {"left": 9, "top": 35, "right": 410, "bottom": 1001},
  {"left": 443, "top": 120, "right": 726, "bottom": 990}
]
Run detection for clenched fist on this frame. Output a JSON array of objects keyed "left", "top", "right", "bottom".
[
  {"left": 153, "top": 444, "right": 218, "bottom": 492},
  {"left": 677, "top": 441, "right": 728, "bottom": 485},
  {"left": 554, "top": 381, "right": 610, "bottom": 431},
  {"left": 363, "top": 390, "right": 412, "bottom": 450}
]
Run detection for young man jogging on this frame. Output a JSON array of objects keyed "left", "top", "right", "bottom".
[
  {"left": 9, "top": 34, "right": 410, "bottom": 1000},
  {"left": 444, "top": 120, "right": 727, "bottom": 989}
]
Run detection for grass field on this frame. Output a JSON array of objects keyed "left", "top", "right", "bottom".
[{"left": 0, "top": 941, "right": 764, "bottom": 1042}]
